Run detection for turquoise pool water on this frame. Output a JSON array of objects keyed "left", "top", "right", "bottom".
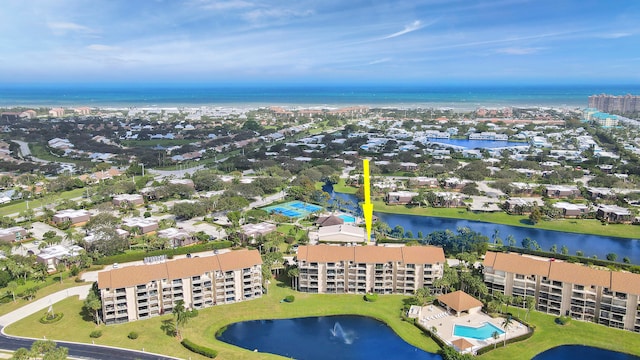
[
  {"left": 453, "top": 323, "right": 504, "bottom": 340},
  {"left": 338, "top": 214, "right": 356, "bottom": 223}
]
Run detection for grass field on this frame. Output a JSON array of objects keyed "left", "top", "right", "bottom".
[
  {"left": 0, "top": 188, "right": 86, "bottom": 217},
  {"left": 371, "top": 200, "right": 640, "bottom": 239},
  {"left": 6, "top": 278, "right": 640, "bottom": 359}
]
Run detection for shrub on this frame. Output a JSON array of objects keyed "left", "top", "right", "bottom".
[
  {"left": 181, "top": 339, "right": 217, "bottom": 358},
  {"left": 284, "top": 295, "right": 295, "bottom": 303},
  {"left": 556, "top": 316, "right": 571, "bottom": 325},
  {"left": 74, "top": 277, "right": 85, "bottom": 283},
  {"left": 128, "top": 331, "right": 139, "bottom": 340},
  {"left": 89, "top": 330, "right": 102, "bottom": 338},
  {"left": 39, "top": 312, "right": 64, "bottom": 324},
  {"left": 364, "top": 293, "right": 378, "bottom": 302},
  {"left": 215, "top": 326, "right": 227, "bottom": 338},
  {"left": 70, "top": 265, "right": 80, "bottom": 276}
]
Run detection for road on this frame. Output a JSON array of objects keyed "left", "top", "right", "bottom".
[{"left": 0, "top": 286, "right": 179, "bottom": 360}]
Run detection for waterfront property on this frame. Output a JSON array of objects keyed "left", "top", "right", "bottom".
[
  {"left": 295, "top": 244, "right": 445, "bottom": 295},
  {"left": 97, "top": 249, "right": 262, "bottom": 324},
  {"left": 483, "top": 251, "right": 640, "bottom": 333}
]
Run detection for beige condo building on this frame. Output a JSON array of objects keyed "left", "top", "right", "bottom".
[
  {"left": 483, "top": 251, "right": 640, "bottom": 332},
  {"left": 98, "top": 249, "right": 262, "bottom": 325},
  {"left": 296, "top": 245, "right": 445, "bottom": 295}
]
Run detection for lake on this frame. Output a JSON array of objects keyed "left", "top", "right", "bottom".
[
  {"left": 217, "top": 315, "right": 441, "bottom": 360},
  {"left": 533, "top": 345, "right": 640, "bottom": 360},
  {"left": 324, "top": 185, "right": 640, "bottom": 264}
]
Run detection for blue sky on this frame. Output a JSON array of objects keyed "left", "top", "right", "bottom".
[{"left": 1, "top": 0, "right": 639, "bottom": 85}]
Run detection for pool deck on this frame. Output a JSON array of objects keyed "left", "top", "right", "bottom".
[{"left": 417, "top": 305, "right": 530, "bottom": 354}]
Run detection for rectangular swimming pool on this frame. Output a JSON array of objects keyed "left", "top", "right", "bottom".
[
  {"left": 338, "top": 214, "right": 356, "bottom": 223},
  {"left": 453, "top": 322, "right": 504, "bottom": 340}
]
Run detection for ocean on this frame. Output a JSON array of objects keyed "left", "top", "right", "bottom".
[{"left": 0, "top": 84, "right": 639, "bottom": 109}]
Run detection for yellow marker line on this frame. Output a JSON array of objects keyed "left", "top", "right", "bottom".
[{"left": 362, "top": 159, "right": 373, "bottom": 243}]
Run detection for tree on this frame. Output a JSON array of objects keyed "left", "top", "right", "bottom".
[
  {"left": 529, "top": 206, "right": 542, "bottom": 225},
  {"left": 492, "top": 330, "right": 500, "bottom": 349},
  {"left": 7, "top": 281, "right": 17, "bottom": 302},
  {"left": 414, "top": 287, "right": 433, "bottom": 306},
  {"left": 287, "top": 267, "right": 299, "bottom": 289},
  {"left": 561, "top": 245, "right": 569, "bottom": 255},
  {"left": 549, "top": 244, "right": 558, "bottom": 253},
  {"left": 56, "top": 262, "right": 66, "bottom": 284},
  {"left": 83, "top": 284, "right": 102, "bottom": 325},
  {"left": 521, "top": 237, "right": 533, "bottom": 250},
  {"left": 173, "top": 299, "right": 190, "bottom": 339},
  {"left": 506, "top": 234, "right": 516, "bottom": 247},
  {"left": 606, "top": 253, "right": 618, "bottom": 262},
  {"left": 525, "top": 295, "right": 536, "bottom": 320},
  {"left": 501, "top": 316, "right": 513, "bottom": 346}
]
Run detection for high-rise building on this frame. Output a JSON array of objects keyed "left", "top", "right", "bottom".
[{"left": 589, "top": 94, "right": 640, "bottom": 114}]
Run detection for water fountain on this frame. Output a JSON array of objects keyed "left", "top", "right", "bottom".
[{"left": 330, "top": 322, "right": 354, "bottom": 344}]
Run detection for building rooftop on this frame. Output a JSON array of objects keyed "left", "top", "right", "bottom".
[{"left": 297, "top": 244, "right": 445, "bottom": 264}]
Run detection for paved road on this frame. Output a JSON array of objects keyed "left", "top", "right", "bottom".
[{"left": 0, "top": 286, "right": 179, "bottom": 360}]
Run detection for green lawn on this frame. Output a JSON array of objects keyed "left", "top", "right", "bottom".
[
  {"left": 6, "top": 280, "right": 640, "bottom": 360},
  {"left": 0, "top": 278, "right": 89, "bottom": 316},
  {"left": 372, "top": 201, "right": 640, "bottom": 239},
  {"left": 0, "top": 188, "right": 86, "bottom": 217},
  {"left": 332, "top": 179, "right": 358, "bottom": 194}
]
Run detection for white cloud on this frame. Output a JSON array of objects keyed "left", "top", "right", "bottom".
[
  {"left": 367, "top": 58, "right": 391, "bottom": 65},
  {"left": 86, "top": 44, "right": 120, "bottom": 52},
  {"left": 597, "top": 32, "right": 632, "bottom": 39},
  {"left": 496, "top": 47, "right": 544, "bottom": 55},
  {"left": 196, "top": 0, "right": 254, "bottom": 11},
  {"left": 243, "top": 8, "right": 314, "bottom": 22},
  {"left": 380, "top": 20, "right": 424, "bottom": 40},
  {"left": 47, "top": 21, "right": 94, "bottom": 35}
]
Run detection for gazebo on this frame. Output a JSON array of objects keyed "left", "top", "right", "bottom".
[
  {"left": 452, "top": 338, "right": 474, "bottom": 353},
  {"left": 437, "top": 290, "right": 483, "bottom": 316}
]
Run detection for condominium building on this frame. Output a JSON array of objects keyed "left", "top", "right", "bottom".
[
  {"left": 296, "top": 245, "right": 445, "bottom": 295},
  {"left": 483, "top": 251, "right": 640, "bottom": 332},
  {"left": 97, "top": 249, "right": 262, "bottom": 325}
]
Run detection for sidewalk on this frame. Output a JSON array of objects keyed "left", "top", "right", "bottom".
[{"left": 0, "top": 285, "right": 92, "bottom": 328}]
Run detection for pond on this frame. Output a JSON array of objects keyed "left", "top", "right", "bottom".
[
  {"left": 323, "top": 184, "right": 640, "bottom": 264},
  {"left": 216, "top": 315, "right": 441, "bottom": 360},
  {"left": 533, "top": 345, "right": 640, "bottom": 360}
]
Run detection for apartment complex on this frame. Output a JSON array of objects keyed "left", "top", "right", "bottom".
[
  {"left": 97, "top": 249, "right": 262, "bottom": 325},
  {"left": 589, "top": 94, "right": 640, "bottom": 114},
  {"left": 296, "top": 244, "right": 445, "bottom": 295},
  {"left": 483, "top": 251, "right": 640, "bottom": 332}
]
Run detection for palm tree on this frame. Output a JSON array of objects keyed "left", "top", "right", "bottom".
[
  {"left": 287, "top": 267, "right": 299, "bottom": 290},
  {"left": 6, "top": 281, "right": 17, "bottom": 302},
  {"left": 492, "top": 330, "right": 500, "bottom": 349},
  {"left": 56, "top": 262, "right": 66, "bottom": 284},
  {"left": 173, "top": 300, "right": 190, "bottom": 339},
  {"left": 525, "top": 295, "right": 536, "bottom": 320},
  {"left": 501, "top": 316, "right": 513, "bottom": 346}
]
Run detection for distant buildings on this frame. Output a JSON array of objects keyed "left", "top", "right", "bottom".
[
  {"left": 52, "top": 209, "right": 90, "bottom": 225},
  {"left": 48, "top": 108, "right": 65, "bottom": 117},
  {"left": 589, "top": 94, "right": 640, "bottom": 115}
]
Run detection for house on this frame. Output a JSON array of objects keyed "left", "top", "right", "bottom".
[
  {"left": 157, "top": 228, "right": 196, "bottom": 248},
  {"left": 596, "top": 205, "right": 632, "bottom": 223},
  {"left": 503, "top": 198, "right": 543, "bottom": 214},
  {"left": 112, "top": 194, "right": 144, "bottom": 207},
  {"left": 52, "top": 209, "right": 91, "bottom": 225},
  {"left": 552, "top": 202, "right": 590, "bottom": 218},
  {"left": 122, "top": 217, "right": 159, "bottom": 234},
  {"left": 399, "top": 162, "right": 419, "bottom": 171},
  {"left": 432, "top": 192, "right": 465, "bottom": 208},
  {"left": 386, "top": 191, "right": 418, "bottom": 205},
  {"left": 37, "top": 245, "right": 84, "bottom": 271},
  {"left": 544, "top": 185, "right": 580, "bottom": 198},
  {"left": 239, "top": 222, "right": 277, "bottom": 242},
  {"left": 408, "top": 177, "right": 439, "bottom": 188},
  {"left": 586, "top": 187, "right": 616, "bottom": 200},
  {"left": 436, "top": 290, "right": 483, "bottom": 316},
  {"left": 316, "top": 224, "right": 365, "bottom": 243},
  {"left": 315, "top": 215, "right": 345, "bottom": 227},
  {"left": 443, "top": 178, "right": 469, "bottom": 190},
  {"left": 0, "top": 226, "right": 28, "bottom": 242}
]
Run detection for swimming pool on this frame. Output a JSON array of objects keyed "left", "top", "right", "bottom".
[
  {"left": 338, "top": 214, "right": 356, "bottom": 223},
  {"left": 453, "top": 322, "right": 504, "bottom": 340}
]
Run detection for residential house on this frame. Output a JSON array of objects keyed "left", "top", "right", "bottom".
[
  {"left": 157, "top": 228, "right": 196, "bottom": 248},
  {"left": 386, "top": 191, "right": 418, "bottom": 205},
  {"left": 408, "top": 177, "right": 439, "bottom": 188},
  {"left": 97, "top": 249, "right": 262, "bottom": 324},
  {"left": 552, "top": 202, "right": 590, "bottom": 218},
  {"left": 122, "top": 217, "right": 159, "bottom": 234},
  {"left": 112, "top": 194, "right": 144, "bottom": 207},
  {"left": 399, "top": 162, "right": 419, "bottom": 171},
  {"left": 52, "top": 209, "right": 91, "bottom": 225},
  {"left": 586, "top": 187, "right": 616, "bottom": 200},
  {"left": 544, "top": 185, "right": 580, "bottom": 198},
  {"left": 503, "top": 198, "right": 543, "bottom": 214},
  {"left": 596, "top": 205, "right": 632, "bottom": 224},
  {"left": 315, "top": 224, "right": 365, "bottom": 244},
  {"left": 296, "top": 244, "right": 445, "bottom": 295},
  {"left": 239, "top": 222, "right": 277, "bottom": 242},
  {"left": 0, "top": 226, "right": 28, "bottom": 242},
  {"left": 37, "top": 245, "right": 84, "bottom": 271}
]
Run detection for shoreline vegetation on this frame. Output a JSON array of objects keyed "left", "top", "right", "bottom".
[
  {"left": 371, "top": 200, "right": 640, "bottom": 239},
  {"left": 6, "top": 277, "right": 640, "bottom": 359}
]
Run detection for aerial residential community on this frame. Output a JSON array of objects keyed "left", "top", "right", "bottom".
[{"left": 0, "top": 99, "right": 640, "bottom": 360}]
